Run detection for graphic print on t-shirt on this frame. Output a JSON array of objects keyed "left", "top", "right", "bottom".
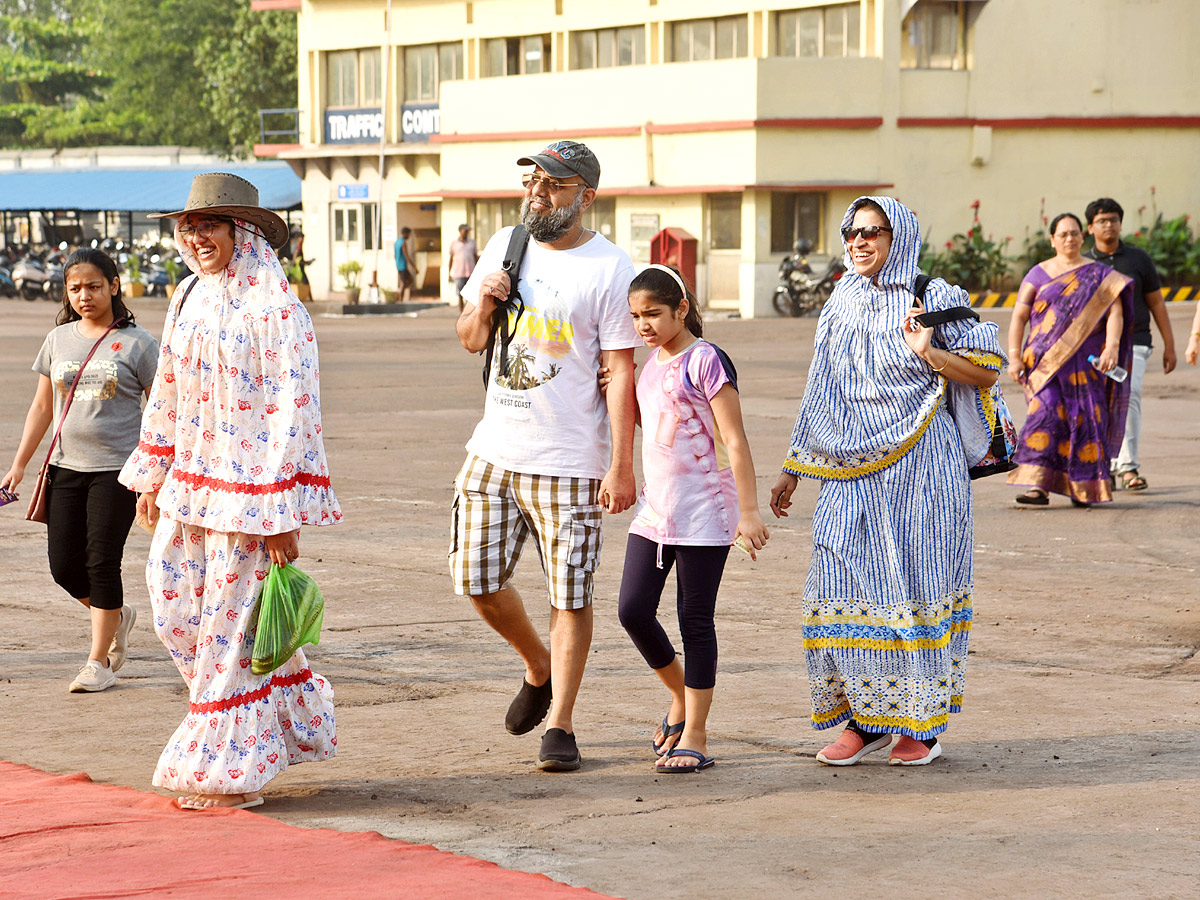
[
  {"left": 54, "top": 358, "right": 119, "bottom": 402},
  {"left": 493, "top": 291, "right": 574, "bottom": 391}
]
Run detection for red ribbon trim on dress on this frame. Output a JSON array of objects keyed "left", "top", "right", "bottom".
[
  {"left": 136, "top": 441, "right": 175, "bottom": 456},
  {"left": 188, "top": 668, "right": 313, "bottom": 714},
  {"left": 172, "top": 469, "right": 332, "bottom": 495}
]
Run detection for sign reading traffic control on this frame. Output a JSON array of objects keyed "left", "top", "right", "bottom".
[
  {"left": 324, "top": 107, "right": 384, "bottom": 144},
  {"left": 401, "top": 103, "right": 440, "bottom": 142}
]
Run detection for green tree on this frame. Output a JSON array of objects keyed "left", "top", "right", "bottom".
[
  {"left": 0, "top": 12, "right": 110, "bottom": 146},
  {"left": 197, "top": 4, "right": 298, "bottom": 154},
  {"left": 63, "top": 0, "right": 296, "bottom": 155}
]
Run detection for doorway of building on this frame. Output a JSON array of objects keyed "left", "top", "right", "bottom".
[
  {"left": 331, "top": 204, "right": 363, "bottom": 293},
  {"left": 707, "top": 192, "right": 742, "bottom": 303}
]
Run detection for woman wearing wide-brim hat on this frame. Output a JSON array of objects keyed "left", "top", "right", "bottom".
[{"left": 120, "top": 172, "right": 343, "bottom": 811}]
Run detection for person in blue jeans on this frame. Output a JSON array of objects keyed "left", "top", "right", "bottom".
[{"left": 1084, "top": 197, "right": 1177, "bottom": 492}]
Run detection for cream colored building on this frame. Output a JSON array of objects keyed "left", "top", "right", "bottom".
[{"left": 255, "top": 0, "right": 1200, "bottom": 315}]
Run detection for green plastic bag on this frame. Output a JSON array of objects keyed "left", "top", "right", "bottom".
[{"left": 251, "top": 564, "right": 325, "bottom": 676}]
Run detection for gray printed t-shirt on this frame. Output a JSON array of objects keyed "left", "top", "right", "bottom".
[{"left": 33, "top": 321, "right": 159, "bottom": 472}]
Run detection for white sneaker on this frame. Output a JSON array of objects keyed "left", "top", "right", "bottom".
[
  {"left": 108, "top": 605, "right": 137, "bottom": 672},
  {"left": 69, "top": 660, "right": 116, "bottom": 693}
]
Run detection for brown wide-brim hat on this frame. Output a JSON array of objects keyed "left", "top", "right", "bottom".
[{"left": 150, "top": 172, "right": 289, "bottom": 250}]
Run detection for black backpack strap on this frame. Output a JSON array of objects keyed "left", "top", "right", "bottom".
[
  {"left": 913, "top": 272, "right": 932, "bottom": 301},
  {"left": 483, "top": 226, "right": 530, "bottom": 387},
  {"left": 911, "top": 274, "right": 980, "bottom": 328}
]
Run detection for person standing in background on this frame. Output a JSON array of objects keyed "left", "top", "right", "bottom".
[
  {"left": 394, "top": 226, "right": 416, "bottom": 302},
  {"left": 448, "top": 223, "right": 478, "bottom": 311},
  {"left": 1084, "top": 198, "right": 1176, "bottom": 492}
]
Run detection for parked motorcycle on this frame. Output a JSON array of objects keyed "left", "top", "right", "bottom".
[
  {"left": 0, "top": 263, "right": 15, "bottom": 298},
  {"left": 142, "top": 253, "right": 172, "bottom": 297},
  {"left": 13, "top": 249, "right": 49, "bottom": 302},
  {"left": 772, "top": 239, "right": 844, "bottom": 317},
  {"left": 42, "top": 243, "right": 67, "bottom": 300}
]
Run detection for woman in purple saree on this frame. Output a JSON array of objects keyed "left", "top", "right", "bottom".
[{"left": 1007, "top": 212, "right": 1133, "bottom": 505}]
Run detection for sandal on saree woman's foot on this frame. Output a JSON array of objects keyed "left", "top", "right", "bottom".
[
  {"left": 1015, "top": 490, "right": 1049, "bottom": 506},
  {"left": 1121, "top": 470, "right": 1148, "bottom": 491}
]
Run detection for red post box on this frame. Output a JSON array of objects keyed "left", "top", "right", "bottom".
[{"left": 649, "top": 227, "right": 698, "bottom": 294}]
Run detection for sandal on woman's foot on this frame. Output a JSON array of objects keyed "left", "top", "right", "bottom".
[
  {"left": 816, "top": 729, "right": 891, "bottom": 766},
  {"left": 1121, "top": 470, "right": 1148, "bottom": 491},
  {"left": 888, "top": 736, "right": 942, "bottom": 766},
  {"left": 652, "top": 715, "right": 685, "bottom": 756},
  {"left": 177, "top": 793, "right": 264, "bottom": 811},
  {"left": 1015, "top": 489, "right": 1049, "bottom": 506}
]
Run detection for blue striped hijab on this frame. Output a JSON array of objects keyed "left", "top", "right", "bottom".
[{"left": 783, "top": 196, "right": 1004, "bottom": 480}]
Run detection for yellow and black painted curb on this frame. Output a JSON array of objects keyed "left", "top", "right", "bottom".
[{"left": 969, "top": 285, "right": 1198, "bottom": 308}]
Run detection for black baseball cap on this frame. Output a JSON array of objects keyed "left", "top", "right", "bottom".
[{"left": 517, "top": 140, "right": 600, "bottom": 189}]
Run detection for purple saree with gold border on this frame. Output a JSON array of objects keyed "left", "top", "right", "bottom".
[{"left": 1007, "top": 261, "right": 1133, "bottom": 503}]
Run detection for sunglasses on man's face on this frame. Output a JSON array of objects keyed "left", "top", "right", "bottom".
[
  {"left": 521, "top": 173, "right": 586, "bottom": 194},
  {"left": 842, "top": 225, "right": 893, "bottom": 243}
]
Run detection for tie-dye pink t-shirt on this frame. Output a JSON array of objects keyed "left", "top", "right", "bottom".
[{"left": 629, "top": 340, "right": 739, "bottom": 546}]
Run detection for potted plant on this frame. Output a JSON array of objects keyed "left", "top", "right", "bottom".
[
  {"left": 164, "top": 256, "right": 182, "bottom": 295},
  {"left": 337, "top": 260, "right": 362, "bottom": 302},
  {"left": 125, "top": 254, "right": 144, "bottom": 297}
]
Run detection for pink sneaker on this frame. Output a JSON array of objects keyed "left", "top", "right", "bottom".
[
  {"left": 816, "top": 729, "right": 891, "bottom": 766},
  {"left": 888, "top": 735, "right": 943, "bottom": 766}
]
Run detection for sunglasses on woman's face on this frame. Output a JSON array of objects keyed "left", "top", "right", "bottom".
[{"left": 842, "top": 225, "right": 893, "bottom": 242}]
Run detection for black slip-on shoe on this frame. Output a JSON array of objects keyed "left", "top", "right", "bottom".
[
  {"left": 505, "top": 677, "right": 553, "bottom": 735},
  {"left": 537, "top": 727, "right": 581, "bottom": 772}
]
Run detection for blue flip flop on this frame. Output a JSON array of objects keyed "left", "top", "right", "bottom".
[
  {"left": 656, "top": 748, "right": 715, "bottom": 773},
  {"left": 652, "top": 715, "right": 685, "bottom": 756}
]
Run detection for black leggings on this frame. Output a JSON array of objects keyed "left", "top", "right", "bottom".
[
  {"left": 46, "top": 466, "right": 136, "bottom": 611},
  {"left": 617, "top": 534, "right": 729, "bottom": 690}
]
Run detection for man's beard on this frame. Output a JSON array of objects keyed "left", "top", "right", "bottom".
[{"left": 520, "top": 190, "right": 585, "bottom": 243}]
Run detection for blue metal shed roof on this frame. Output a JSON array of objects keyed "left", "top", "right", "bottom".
[{"left": 0, "top": 162, "right": 300, "bottom": 212}]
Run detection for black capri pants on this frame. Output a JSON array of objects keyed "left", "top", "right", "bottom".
[
  {"left": 617, "top": 533, "right": 730, "bottom": 690},
  {"left": 46, "top": 466, "right": 137, "bottom": 610}
]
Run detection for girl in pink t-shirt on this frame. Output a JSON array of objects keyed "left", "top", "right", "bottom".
[{"left": 616, "top": 264, "right": 769, "bottom": 773}]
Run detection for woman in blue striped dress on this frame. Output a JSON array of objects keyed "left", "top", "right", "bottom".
[{"left": 770, "top": 197, "right": 1004, "bottom": 766}]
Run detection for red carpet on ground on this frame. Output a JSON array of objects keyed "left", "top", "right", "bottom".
[{"left": 0, "top": 761, "right": 618, "bottom": 900}]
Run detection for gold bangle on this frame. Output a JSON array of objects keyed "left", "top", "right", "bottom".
[
  {"left": 1191, "top": 331, "right": 1200, "bottom": 337},
  {"left": 930, "top": 351, "right": 951, "bottom": 372}
]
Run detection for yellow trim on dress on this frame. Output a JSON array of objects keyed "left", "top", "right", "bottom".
[{"left": 783, "top": 383, "right": 946, "bottom": 480}]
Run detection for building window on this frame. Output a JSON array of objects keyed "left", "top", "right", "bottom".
[
  {"left": 775, "top": 4, "right": 860, "bottom": 58},
  {"left": 327, "top": 48, "right": 382, "bottom": 107},
  {"left": 709, "top": 194, "right": 742, "bottom": 250},
  {"left": 582, "top": 197, "right": 616, "bottom": 241},
  {"left": 482, "top": 34, "right": 552, "bottom": 77},
  {"left": 472, "top": 199, "right": 522, "bottom": 250},
  {"left": 569, "top": 26, "right": 646, "bottom": 69},
  {"left": 901, "top": 1, "right": 966, "bottom": 70},
  {"left": 770, "top": 193, "right": 823, "bottom": 254},
  {"left": 404, "top": 42, "right": 464, "bottom": 102},
  {"left": 333, "top": 206, "right": 359, "bottom": 243},
  {"left": 671, "top": 16, "right": 748, "bottom": 62}
]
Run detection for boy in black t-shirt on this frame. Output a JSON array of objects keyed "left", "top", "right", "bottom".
[{"left": 1085, "top": 198, "right": 1177, "bottom": 492}]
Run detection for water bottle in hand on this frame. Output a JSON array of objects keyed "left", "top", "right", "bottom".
[{"left": 1088, "top": 354, "right": 1128, "bottom": 382}]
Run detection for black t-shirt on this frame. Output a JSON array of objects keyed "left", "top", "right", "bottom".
[{"left": 1086, "top": 241, "right": 1162, "bottom": 347}]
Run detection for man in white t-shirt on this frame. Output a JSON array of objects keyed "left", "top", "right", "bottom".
[{"left": 452, "top": 140, "right": 639, "bottom": 771}]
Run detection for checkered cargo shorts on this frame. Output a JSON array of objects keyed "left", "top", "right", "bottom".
[{"left": 448, "top": 455, "right": 604, "bottom": 610}]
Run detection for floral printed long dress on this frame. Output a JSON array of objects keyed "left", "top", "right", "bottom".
[{"left": 120, "top": 222, "right": 343, "bottom": 795}]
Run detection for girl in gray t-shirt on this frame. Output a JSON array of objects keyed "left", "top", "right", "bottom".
[{"left": 1, "top": 248, "right": 157, "bottom": 694}]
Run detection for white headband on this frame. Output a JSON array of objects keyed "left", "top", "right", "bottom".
[{"left": 646, "top": 263, "right": 688, "bottom": 298}]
